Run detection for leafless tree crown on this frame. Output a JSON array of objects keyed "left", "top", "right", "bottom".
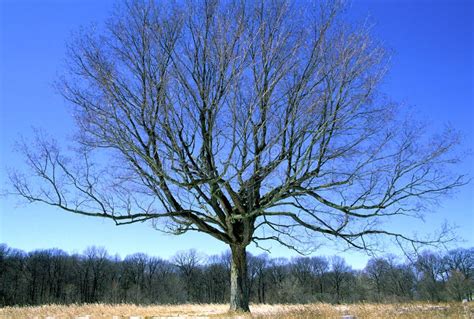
[{"left": 10, "top": 0, "right": 465, "bottom": 253}]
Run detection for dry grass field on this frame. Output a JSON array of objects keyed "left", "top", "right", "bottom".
[{"left": 0, "top": 302, "right": 473, "bottom": 319}]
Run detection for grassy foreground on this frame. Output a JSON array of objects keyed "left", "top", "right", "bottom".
[{"left": 0, "top": 302, "right": 472, "bottom": 318}]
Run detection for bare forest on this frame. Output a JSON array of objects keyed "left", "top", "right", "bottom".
[{"left": 1, "top": 244, "right": 472, "bottom": 307}]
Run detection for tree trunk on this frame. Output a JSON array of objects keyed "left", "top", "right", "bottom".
[{"left": 229, "top": 244, "right": 250, "bottom": 312}]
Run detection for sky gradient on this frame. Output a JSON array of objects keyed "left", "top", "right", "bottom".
[{"left": 1, "top": 0, "right": 473, "bottom": 269}]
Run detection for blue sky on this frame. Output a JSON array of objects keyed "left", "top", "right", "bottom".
[{"left": 0, "top": 0, "right": 473, "bottom": 269}]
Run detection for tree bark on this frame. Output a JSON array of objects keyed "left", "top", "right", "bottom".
[{"left": 229, "top": 244, "right": 250, "bottom": 312}]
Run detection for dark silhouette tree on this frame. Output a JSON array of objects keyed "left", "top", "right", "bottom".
[
  {"left": 8, "top": 0, "right": 466, "bottom": 311},
  {"left": 173, "top": 249, "right": 202, "bottom": 302},
  {"left": 415, "top": 251, "right": 446, "bottom": 302},
  {"left": 329, "top": 256, "right": 351, "bottom": 303},
  {"left": 443, "top": 248, "right": 474, "bottom": 301}
]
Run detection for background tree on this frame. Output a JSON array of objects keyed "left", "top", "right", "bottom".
[
  {"left": 291, "top": 256, "right": 329, "bottom": 302},
  {"left": 365, "top": 257, "right": 389, "bottom": 302},
  {"left": 247, "top": 253, "right": 268, "bottom": 304},
  {"left": 8, "top": 0, "right": 466, "bottom": 311},
  {"left": 173, "top": 249, "right": 202, "bottom": 302},
  {"left": 292, "top": 256, "right": 316, "bottom": 301},
  {"left": 328, "top": 256, "right": 352, "bottom": 304},
  {"left": 122, "top": 253, "right": 149, "bottom": 303},
  {"left": 414, "top": 251, "right": 446, "bottom": 302},
  {"left": 384, "top": 257, "right": 416, "bottom": 301},
  {"left": 0, "top": 245, "right": 28, "bottom": 305},
  {"left": 145, "top": 256, "right": 168, "bottom": 303},
  {"left": 444, "top": 248, "right": 474, "bottom": 301},
  {"left": 203, "top": 253, "right": 230, "bottom": 303},
  {"left": 365, "top": 255, "right": 415, "bottom": 302},
  {"left": 81, "top": 247, "right": 110, "bottom": 303}
]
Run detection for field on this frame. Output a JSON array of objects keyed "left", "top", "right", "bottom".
[{"left": 0, "top": 302, "right": 472, "bottom": 319}]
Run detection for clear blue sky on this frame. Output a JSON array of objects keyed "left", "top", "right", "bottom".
[{"left": 0, "top": 0, "right": 473, "bottom": 269}]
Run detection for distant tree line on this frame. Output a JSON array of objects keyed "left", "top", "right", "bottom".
[{"left": 0, "top": 244, "right": 472, "bottom": 306}]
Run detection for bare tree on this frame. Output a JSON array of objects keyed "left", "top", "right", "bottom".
[
  {"left": 444, "top": 248, "right": 474, "bottom": 301},
  {"left": 8, "top": 0, "right": 466, "bottom": 311},
  {"left": 203, "top": 253, "right": 230, "bottom": 303},
  {"left": 415, "top": 251, "right": 446, "bottom": 302},
  {"left": 82, "top": 247, "right": 110, "bottom": 303},
  {"left": 122, "top": 253, "right": 148, "bottom": 303},
  {"left": 247, "top": 253, "right": 268, "bottom": 303},
  {"left": 173, "top": 249, "right": 202, "bottom": 302},
  {"left": 292, "top": 255, "right": 329, "bottom": 299},
  {"left": 329, "top": 256, "right": 351, "bottom": 303},
  {"left": 365, "top": 255, "right": 415, "bottom": 302}
]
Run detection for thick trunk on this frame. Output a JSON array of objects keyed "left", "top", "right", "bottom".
[{"left": 229, "top": 244, "right": 250, "bottom": 312}]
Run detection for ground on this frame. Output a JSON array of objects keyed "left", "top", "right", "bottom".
[{"left": 0, "top": 302, "right": 472, "bottom": 318}]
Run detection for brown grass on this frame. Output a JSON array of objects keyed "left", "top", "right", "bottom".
[{"left": 0, "top": 302, "right": 472, "bottom": 319}]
